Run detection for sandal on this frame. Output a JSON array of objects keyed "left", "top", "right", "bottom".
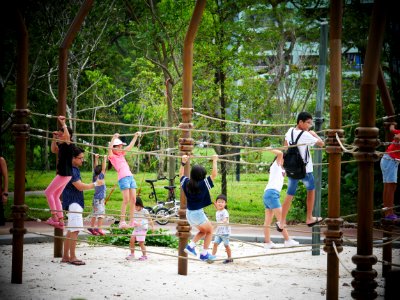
[
  {"left": 46, "top": 217, "right": 60, "bottom": 227},
  {"left": 68, "top": 260, "right": 86, "bottom": 266},
  {"left": 138, "top": 255, "right": 148, "bottom": 261}
]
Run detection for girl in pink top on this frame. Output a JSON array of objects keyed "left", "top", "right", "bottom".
[{"left": 108, "top": 132, "right": 141, "bottom": 228}]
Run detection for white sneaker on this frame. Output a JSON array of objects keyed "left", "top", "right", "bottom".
[
  {"left": 284, "top": 239, "right": 299, "bottom": 247},
  {"left": 264, "top": 241, "right": 276, "bottom": 250}
]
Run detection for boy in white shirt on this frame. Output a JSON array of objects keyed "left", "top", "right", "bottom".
[{"left": 277, "top": 112, "right": 325, "bottom": 232}]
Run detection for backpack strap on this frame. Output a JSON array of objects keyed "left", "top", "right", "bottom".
[{"left": 292, "top": 128, "right": 309, "bottom": 163}]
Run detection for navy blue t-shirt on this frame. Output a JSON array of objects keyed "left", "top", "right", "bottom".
[
  {"left": 180, "top": 176, "right": 214, "bottom": 210},
  {"left": 62, "top": 167, "right": 84, "bottom": 210}
]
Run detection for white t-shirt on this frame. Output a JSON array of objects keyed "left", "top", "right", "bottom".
[
  {"left": 264, "top": 160, "right": 285, "bottom": 192},
  {"left": 134, "top": 208, "right": 150, "bottom": 231},
  {"left": 285, "top": 127, "right": 319, "bottom": 173},
  {"left": 215, "top": 209, "right": 231, "bottom": 235}
]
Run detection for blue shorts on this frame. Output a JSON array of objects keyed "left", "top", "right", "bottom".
[
  {"left": 214, "top": 234, "right": 230, "bottom": 246},
  {"left": 380, "top": 154, "right": 399, "bottom": 183},
  {"left": 118, "top": 176, "right": 137, "bottom": 190},
  {"left": 263, "top": 189, "right": 281, "bottom": 209},
  {"left": 186, "top": 209, "right": 208, "bottom": 226},
  {"left": 287, "top": 172, "right": 315, "bottom": 196}
]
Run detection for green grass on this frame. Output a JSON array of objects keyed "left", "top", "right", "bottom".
[{"left": 6, "top": 168, "right": 293, "bottom": 225}]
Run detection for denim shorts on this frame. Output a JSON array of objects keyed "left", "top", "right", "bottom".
[
  {"left": 118, "top": 176, "right": 137, "bottom": 190},
  {"left": 186, "top": 209, "right": 209, "bottom": 226},
  {"left": 287, "top": 172, "right": 315, "bottom": 196},
  {"left": 92, "top": 198, "right": 105, "bottom": 217},
  {"left": 380, "top": 154, "right": 399, "bottom": 183},
  {"left": 214, "top": 234, "right": 230, "bottom": 246},
  {"left": 263, "top": 189, "right": 281, "bottom": 209}
]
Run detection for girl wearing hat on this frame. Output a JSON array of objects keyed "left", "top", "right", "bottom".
[{"left": 108, "top": 132, "right": 141, "bottom": 228}]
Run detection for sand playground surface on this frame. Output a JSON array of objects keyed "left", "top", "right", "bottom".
[{"left": 0, "top": 241, "right": 397, "bottom": 299}]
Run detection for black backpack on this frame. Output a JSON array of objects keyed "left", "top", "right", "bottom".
[{"left": 283, "top": 129, "right": 309, "bottom": 179}]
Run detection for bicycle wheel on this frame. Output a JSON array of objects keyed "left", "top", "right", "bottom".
[{"left": 155, "top": 207, "right": 169, "bottom": 225}]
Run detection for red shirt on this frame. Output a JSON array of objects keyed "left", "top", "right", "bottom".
[{"left": 386, "top": 129, "right": 400, "bottom": 159}]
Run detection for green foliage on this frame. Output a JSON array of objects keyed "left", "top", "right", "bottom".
[{"left": 87, "top": 226, "right": 178, "bottom": 249}]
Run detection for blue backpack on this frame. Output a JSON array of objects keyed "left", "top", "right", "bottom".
[{"left": 283, "top": 129, "right": 308, "bottom": 179}]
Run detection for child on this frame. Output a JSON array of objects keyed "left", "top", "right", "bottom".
[
  {"left": 380, "top": 124, "right": 400, "bottom": 220},
  {"left": 211, "top": 194, "right": 233, "bottom": 264},
  {"left": 108, "top": 132, "right": 141, "bottom": 229},
  {"left": 88, "top": 154, "right": 107, "bottom": 236},
  {"left": 126, "top": 197, "right": 154, "bottom": 261},
  {"left": 44, "top": 116, "right": 74, "bottom": 229},
  {"left": 181, "top": 154, "right": 218, "bottom": 263},
  {"left": 264, "top": 149, "right": 299, "bottom": 249}
]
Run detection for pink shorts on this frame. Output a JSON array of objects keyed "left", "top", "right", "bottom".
[{"left": 132, "top": 229, "right": 147, "bottom": 242}]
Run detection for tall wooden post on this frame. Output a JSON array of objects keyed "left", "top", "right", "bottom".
[
  {"left": 11, "top": 9, "right": 29, "bottom": 284},
  {"left": 351, "top": 1, "right": 387, "bottom": 299},
  {"left": 323, "top": 1, "right": 344, "bottom": 298},
  {"left": 177, "top": 0, "right": 206, "bottom": 276},
  {"left": 54, "top": 0, "right": 94, "bottom": 257}
]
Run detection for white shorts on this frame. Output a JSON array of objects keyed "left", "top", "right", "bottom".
[{"left": 67, "top": 203, "right": 83, "bottom": 232}]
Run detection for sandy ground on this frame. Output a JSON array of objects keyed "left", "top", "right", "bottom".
[{"left": 0, "top": 241, "right": 396, "bottom": 300}]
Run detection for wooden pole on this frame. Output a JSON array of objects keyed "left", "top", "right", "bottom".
[
  {"left": 54, "top": 0, "right": 94, "bottom": 257},
  {"left": 177, "top": 0, "right": 207, "bottom": 276},
  {"left": 11, "top": 8, "right": 29, "bottom": 284},
  {"left": 323, "top": 1, "right": 344, "bottom": 298},
  {"left": 352, "top": 1, "right": 387, "bottom": 298}
]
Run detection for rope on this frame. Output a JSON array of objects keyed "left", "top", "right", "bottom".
[{"left": 332, "top": 241, "right": 352, "bottom": 275}]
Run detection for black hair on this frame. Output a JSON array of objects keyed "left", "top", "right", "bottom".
[
  {"left": 72, "top": 146, "right": 84, "bottom": 158},
  {"left": 94, "top": 165, "right": 102, "bottom": 176},
  {"left": 215, "top": 194, "right": 228, "bottom": 209},
  {"left": 186, "top": 165, "right": 207, "bottom": 194},
  {"left": 297, "top": 112, "right": 313, "bottom": 124},
  {"left": 136, "top": 196, "right": 144, "bottom": 208}
]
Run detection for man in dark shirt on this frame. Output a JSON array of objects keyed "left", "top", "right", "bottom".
[{"left": 61, "top": 147, "right": 104, "bottom": 265}]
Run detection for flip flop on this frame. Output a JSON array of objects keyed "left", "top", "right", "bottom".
[
  {"left": 275, "top": 222, "right": 283, "bottom": 232},
  {"left": 68, "top": 260, "right": 86, "bottom": 266},
  {"left": 307, "top": 217, "right": 324, "bottom": 227}
]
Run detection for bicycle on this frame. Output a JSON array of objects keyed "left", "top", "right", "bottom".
[{"left": 144, "top": 175, "right": 180, "bottom": 225}]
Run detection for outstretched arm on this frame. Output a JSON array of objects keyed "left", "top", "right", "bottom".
[
  {"left": 102, "top": 155, "right": 107, "bottom": 174},
  {"left": 50, "top": 131, "right": 59, "bottom": 154},
  {"left": 210, "top": 155, "right": 218, "bottom": 181},
  {"left": 58, "top": 116, "right": 70, "bottom": 144},
  {"left": 269, "top": 149, "right": 283, "bottom": 166},
  {"left": 179, "top": 155, "right": 189, "bottom": 177},
  {"left": 125, "top": 131, "right": 141, "bottom": 152},
  {"left": 94, "top": 154, "right": 99, "bottom": 169},
  {"left": 108, "top": 133, "right": 119, "bottom": 157}
]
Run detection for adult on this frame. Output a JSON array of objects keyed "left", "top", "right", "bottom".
[
  {"left": 278, "top": 112, "right": 325, "bottom": 231},
  {"left": 380, "top": 124, "right": 400, "bottom": 220},
  {"left": 0, "top": 157, "right": 9, "bottom": 226},
  {"left": 61, "top": 147, "right": 104, "bottom": 265}
]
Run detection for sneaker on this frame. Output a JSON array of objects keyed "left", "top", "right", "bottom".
[
  {"left": 184, "top": 245, "right": 197, "bottom": 257},
  {"left": 87, "top": 228, "right": 98, "bottom": 236},
  {"left": 264, "top": 241, "right": 276, "bottom": 250},
  {"left": 125, "top": 254, "right": 135, "bottom": 261},
  {"left": 95, "top": 229, "right": 105, "bottom": 236},
  {"left": 199, "top": 253, "right": 216, "bottom": 263},
  {"left": 119, "top": 221, "right": 129, "bottom": 229},
  {"left": 139, "top": 255, "right": 148, "bottom": 261},
  {"left": 384, "top": 214, "right": 399, "bottom": 221},
  {"left": 223, "top": 259, "right": 233, "bottom": 264},
  {"left": 46, "top": 217, "right": 60, "bottom": 227},
  {"left": 284, "top": 239, "right": 300, "bottom": 248}
]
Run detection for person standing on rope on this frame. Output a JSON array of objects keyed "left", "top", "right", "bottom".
[
  {"left": 380, "top": 124, "right": 400, "bottom": 220},
  {"left": 44, "top": 116, "right": 74, "bottom": 229},
  {"left": 88, "top": 154, "right": 107, "bottom": 236},
  {"left": 263, "top": 149, "right": 299, "bottom": 249},
  {"left": 181, "top": 154, "right": 218, "bottom": 263},
  {"left": 108, "top": 132, "right": 141, "bottom": 229},
  {"left": 211, "top": 194, "right": 233, "bottom": 264},
  {"left": 61, "top": 147, "right": 104, "bottom": 265},
  {"left": 278, "top": 112, "right": 325, "bottom": 231},
  {"left": 0, "top": 156, "right": 9, "bottom": 226},
  {"left": 126, "top": 197, "right": 154, "bottom": 261}
]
